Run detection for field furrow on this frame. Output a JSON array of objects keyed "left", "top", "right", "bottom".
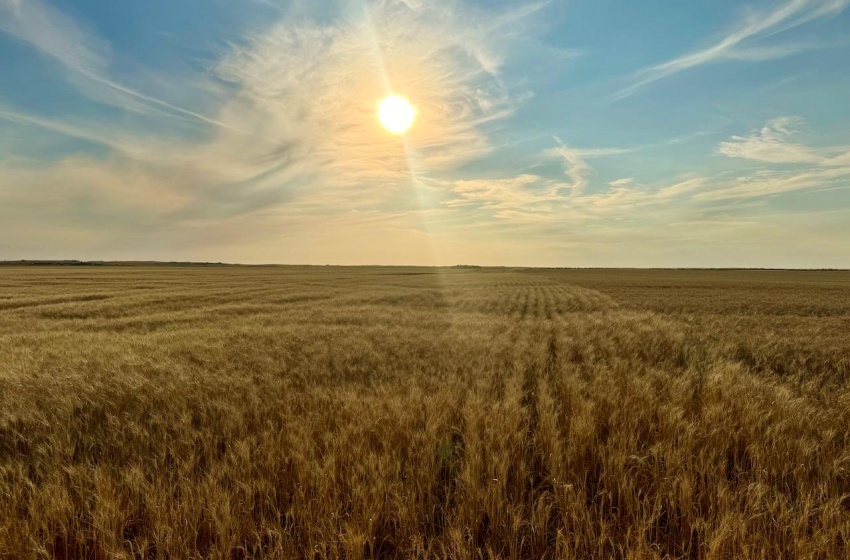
[{"left": 0, "top": 266, "right": 848, "bottom": 559}]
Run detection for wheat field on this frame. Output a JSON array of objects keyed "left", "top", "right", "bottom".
[{"left": 0, "top": 266, "right": 848, "bottom": 559}]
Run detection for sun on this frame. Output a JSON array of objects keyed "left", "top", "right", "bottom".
[{"left": 378, "top": 95, "right": 416, "bottom": 134}]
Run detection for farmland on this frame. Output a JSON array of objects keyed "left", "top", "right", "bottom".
[{"left": 1, "top": 266, "right": 849, "bottom": 559}]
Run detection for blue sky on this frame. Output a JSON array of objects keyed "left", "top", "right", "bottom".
[{"left": 1, "top": 0, "right": 849, "bottom": 266}]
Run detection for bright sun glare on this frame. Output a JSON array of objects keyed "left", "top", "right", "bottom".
[{"left": 378, "top": 95, "right": 416, "bottom": 134}]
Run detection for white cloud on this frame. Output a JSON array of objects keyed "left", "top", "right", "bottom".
[
  {"left": 214, "top": 0, "right": 531, "bottom": 188},
  {"left": 449, "top": 174, "right": 561, "bottom": 221},
  {"left": 695, "top": 117, "right": 850, "bottom": 201},
  {"left": 0, "top": 107, "right": 133, "bottom": 155},
  {"left": 1, "top": 1, "right": 847, "bottom": 266},
  {"left": 446, "top": 139, "right": 632, "bottom": 223},
  {"left": 575, "top": 176, "right": 709, "bottom": 213},
  {"left": 656, "top": 177, "right": 709, "bottom": 199},
  {"left": 442, "top": 118, "right": 826, "bottom": 225},
  {"left": 0, "top": 0, "right": 556, "bottom": 256},
  {"left": 614, "top": 0, "right": 850, "bottom": 99},
  {"left": 0, "top": 0, "right": 241, "bottom": 132},
  {"left": 717, "top": 116, "right": 850, "bottom": 167},
  {"left": 717, "top": 117, "right": 824, "bottom": 164},
  {"left": 546, "top": 139, "right": 630, "bottom": 197},
  {"left": 446, "top": 137, "right": 708, "bottom": 224},
  {"left": 0, "top": 0, "right": 109, "bottom": 75},
  {"left": 695, "top": 167, "right": 850, "bottom": 201},
  {"left": 725, "top": 41, "right": 831, "bottom": 61}
]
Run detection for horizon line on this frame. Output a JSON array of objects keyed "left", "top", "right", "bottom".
[{"left": 1, "top": 260, "right": 848, "bottom": 272}]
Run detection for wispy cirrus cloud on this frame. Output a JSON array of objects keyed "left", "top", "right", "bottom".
[
  {"left": 1, "top": 1, "right": 847, "bottom": 266},
  {"left": 0, "top": 0, "right": 554, "bottom": 255},
  {"left": 445, "top": 139, "right": 631, "bottom": 222},
  {"left": 614, "top": 0, "right": 850, "bottom": 99},
  {"left": 716, "top": 116, "right": 850, "bottom": 165},
  {"left": 562, "top": 118, "right": 850, "bottom": 206},
  {"left": 0, "top": 106, "right": 131, "bottom": 154},
  {"left": 0, "top": 0, "right": 109, "bottom": 75},
  {"left": 696, "top": 116, "right": 850, "bottom": 201},
  {"left": 448, "top": 174, "right": 560, "bottom": 223},
  {"left": 214, "top": 0, "right": 530, "bottom": 188},
  {"left": 445, "top": 115, "right": 850, "bottom": 224},
  {"left": 695, "top": 166, "right": 850, "bottom": 201},
  {"left": 546, "top": 140, "right": 630, "bottom": 197},
  {"left": 446, "top": 140, "right": 703, "bottom": 225},
  {"left": 0, "top": 0, "right": 241, "bottom": 132},
  {"left": 609, "top": 178, "right": 635, "bottom": 188}
]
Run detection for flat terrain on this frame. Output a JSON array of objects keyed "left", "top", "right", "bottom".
[{"left": 1, "top": 266, "right": 849, "bottom": 559}]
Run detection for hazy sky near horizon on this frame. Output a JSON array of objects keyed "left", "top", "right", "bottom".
[{"left": 1, "top": 0, "right": 849, "bottom": 267}]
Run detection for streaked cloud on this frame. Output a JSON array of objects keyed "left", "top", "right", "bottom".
[
  {"left": 609, "top": 178, "right": 635, "bottom": 188},
  {"left": 0, "top": 0, "right": 242, "bottom": 131},
  {"left": 717, "top": 116, "right": 849, "bottom": 165},
  {"left": 546, "top": 140, "right": 631, "bottom": 197},
  {"left": 0, "top": 0, "right": 553, "bottom": 253},
  {"left": 699, "top": 117, "right": 850, "bottom": 200},
  {"left": 213, "top": 0, "right": 532, "bottom": 188},
  {"left": 0, "top": 0, "right": 109, "bottom": 75},
  {"left": 717, "top": 116, "right": 818, "bottom": 163},
  {"left": 446, "top": 114, "right": 850, "bottom": 222},
  {"left": 0, "top": 0, "right": 848, "bottom": 266},
  {"left": 446, "top": 143, "right": 708, "bottom": 225},
  {"left": 614, "top": 0, "right": 850, "bottom": 99},
  {"left": 695, "top": 167, "right": 850, "bottom": 201}
]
